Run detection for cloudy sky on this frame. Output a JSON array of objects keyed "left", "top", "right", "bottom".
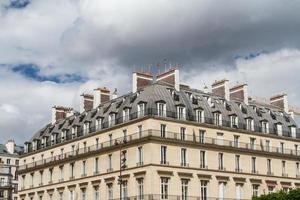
[{"left": 1, "top": 0, "right": 300, "bottom": 144}]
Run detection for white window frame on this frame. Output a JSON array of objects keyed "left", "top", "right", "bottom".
[
  {"left": 196, "top": 109, "right": 204, "bottom": 123},
  {"left": 157, "top": 102, "right": 166, "bottom": 117}
]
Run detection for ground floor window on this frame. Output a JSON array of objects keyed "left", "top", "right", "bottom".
[
  {"left": 200, "top": 180, "right": 208, "bottom": 200},
  {"left": 161, "top": 177, "right": 169, "bottom": 200}
]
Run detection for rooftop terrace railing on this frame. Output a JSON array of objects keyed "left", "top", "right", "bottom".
[
  {"left": 25, "top": 108, "right": 297, "bottom": 153},
  {"left": 19, "top": 129, "right": 300, "bottom": 172}
]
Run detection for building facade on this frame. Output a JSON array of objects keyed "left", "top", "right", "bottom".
[
  {"left": 18, "top": 69, "right": 300, "bottom": 200},
  {"left": 0, "top": 140, "right": 23, "bottom": 200}
]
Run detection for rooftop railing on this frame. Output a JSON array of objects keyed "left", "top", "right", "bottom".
[
  {"left": 19, "top": 129, "right": 300, "bottom": 172},
  {"left": 25, "top": 108, "right": 298, "bottom": 154}
]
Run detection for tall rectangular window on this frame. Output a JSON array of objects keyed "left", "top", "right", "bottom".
[
  {"left": 296, "top": 162, "right": 300, "bottom": 177},
  {"left": 250, "top": 138, "right": 256, "bottom": 150},
  {"left": 49, "top": 168, "right": 53, "bottom": 183},
  {"left": 252, "top": 185, "right": 259, "bottom": 197},
  {"left": 177, "top": 106, "right": 186, "bottom": 120},
  {"left": 265, "top": 140, "right": 270, "bottom": 152},
  {"left": 69, "top": 191, "right": 74, "bottom": 200},
  {"left": 108, "top": 154, "right": 112, "bottom": 171},
  {"left": 280, "top": 142, "right": 284, "bottom": 153},
  {"left": 137, "top": 146, "right": 143, "bottom": 165},
  {"left": 218, "top": 153, "right": 224, "bottom": 170},
  {"left": 138, "top": 125, "right": 143, "bottom": 138},
  {"left": 181, "top": 179, "right": 188, "bottom": 200},
  {"left": 59, "top": 166, "right": 64, "bottom": 181},
  {"left": 94, "top": 157, "right": 99, "bottom": 174},
  {"left": 160, "top": 146, "right": 167, "bottom": 164},
  {"left": 200, "top": 151, "right": 206, "bottom": 168},
  {"left": 295, "top": 144, "right": 298, "bottom": 156},
  {"left": 161, "top": 177, "right": 168, "bottom": 200},
  {"left": 160, "top": 124, "right": 166, "bottom": 138},
  {"left": 231, "top": 115, "right": 238, "bottom": 128},
  {"left": 81, "top": 188, "right": 86, "bottom": 200},
  {"left": 109, "top": 134, "right": 112, "bottom": 146},
  {"left": 199, "top": 130, "right": 205, "bottom": 143},
  {"left": 70, "top": 163, "right": 74, "bottom": 179},
  {"left": 180, "top": 127, "right": 186, "bottom": 140},
  {"left": 200, "top": 180, "right": 208, "bottom": 200},
  {"left": 214, "top": 113, "right": 222, "bottom": 126},
  {"left": 235, "top": 184, "right": 242, "bottom": 200},
  {"left": 246, "top": 118, "right": 254, "bottom": 131},
  {"left": 282, "top": 161, "right": 286, "bottom": 176},
  {"left": 267, "top": 159, "right": 272, "bottom": 175},
  {"left": 181, "top": 148, "right": 187, "bottom": 166},
  {"left": 252, "top": 157, "right": 256, "bottom": 173},
  {"left": 123, "top": 108, "right": 130, "bottom": 122},
  {"left": 261, "top": 121, "right": 269, "bottom": 133},
  {"left": 138, "top": 103, "right": 145, "bottom": 117},
  {"left": 94, "top": 186, "right": 99, "bottom": 200},
  {"left": 157, "top": 102, "right": 166, "bottom": 117},
  {"left": 123, "top": 129, "right": 127, "bottom": 141},
  {"left": 107, "top": 183, "right": 113, "bottom": 200},
  {"left": 235, "top": 155, "right": 240, "bottom": 172},
  {"left": 121, "top": 181, "right": 128, "bottom": 200},
  {"left": 82, "top": 160, "right": 86, "bottom": 176},
  {"left": 218, "top": 182, "right": 225, "bottom": 200},
  {"left": 196, "top": 109, "right": 204, "bottom": 123},
  {"left": 137, "top": 178, "right": 144, "bottom": 200},
  {"left": 234, "top": 135, "right": 239, "bottom": 147}
]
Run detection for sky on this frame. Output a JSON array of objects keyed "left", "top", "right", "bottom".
[{"left": 0, "top": 0, "right": 300, "bottom": 145}]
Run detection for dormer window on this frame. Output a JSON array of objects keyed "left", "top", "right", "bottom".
[
  {"left": 195, "top": 109, "right": 204, "bottom": 123},
  {"left": 41, "top": 137, "right": 46, "bottom": 148},
  {"left": 123, "top": 108, "right": 130, "bottom": 122},
  {"left": 61, "top": 130, "right": 67, "bottom": 142},
  {"left": 157, "top": 102, "right": 166, "bottom": 117},
  {"left": 213, "top": 112, "right": 222, "bottom": 126},
  {"left": 109, "top": 113, "right": 116, "bottom": 127},
  {"left": 276, "top": 123, "right": 283, "bottom": 136},
  {"left": 32, "top": 140, "right": 38, "bottom": 151},
  {"left": 177, "top": 106, "right": 186, "bottom": 120},
  {"left": 137, "top": 103, "right": 146, "bottom": 117},
  {"left": 51, "top": 133, "right": 58, "bottom": 145},
  {"left": 83, "top": 122, "right": 90, "bottom": 134},
  {"left": 246, "top": 118, "right": 254, "bottom": 131},
  {"left": 261, "top": 121, "right": 269, "bottom": 133},
  {"left": 290, "top": 126, "right": 297, "bottom": 138},
  {"left": 95, "top": 118, "right": 102, "bottom": 130},
  {"left": 71, "top": 126, "right": 78, "bottom": 139},
  {"left": 230, "top": 115, "right": 238, "bottom": 128}
]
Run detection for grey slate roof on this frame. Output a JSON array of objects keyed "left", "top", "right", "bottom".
[{"left": 27, "top": 83, "right": 299, "bottom": 144}]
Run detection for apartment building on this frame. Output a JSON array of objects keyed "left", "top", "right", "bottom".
[
  {"left": 18, "top": 68, "right": 300, "bottom": 200},
  {"left": 0, "top": 140, "right": 23, "bottom": 200}
]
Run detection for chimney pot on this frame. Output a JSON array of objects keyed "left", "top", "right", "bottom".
[{"left": 80, "top": 93, "right": 94, "bottom": 113}]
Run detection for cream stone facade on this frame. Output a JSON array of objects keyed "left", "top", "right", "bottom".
[{"left": 17, "top": 69, "right": 300, "bottom": 200}]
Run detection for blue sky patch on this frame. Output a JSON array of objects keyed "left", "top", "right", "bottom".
[
  {"left": 7, "top": 0, "right": 30, "bottom": 9},
  {"left": 234, "top": 50, "right": 268, "bottom": 60},
  {"left": 11, "top": 64, "right": 86, "bottom": 83}
]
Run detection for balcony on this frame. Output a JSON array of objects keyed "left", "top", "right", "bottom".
[{"left": 19, "top": 129, "right": 300, "bottom": 173}]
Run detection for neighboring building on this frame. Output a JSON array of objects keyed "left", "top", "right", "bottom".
[
  {"left": 0, "top": 140, "right": 23, "bottom": 200},
  {"left": 18, "top": 68, "right": 300, "bottom": 200}
]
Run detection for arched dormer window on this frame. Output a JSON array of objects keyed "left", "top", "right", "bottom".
[
  {"left": 195, "top": 108, "right": 204, "bottom": 123},
  {"left": 137, "top": 102, "right": 146, "bottom": 117},
  {"left": 176, "top": 104, "right": 186, "bottom": 120},
  {"left": 156, "top": 101, "right": 166, "bottom": 117}
]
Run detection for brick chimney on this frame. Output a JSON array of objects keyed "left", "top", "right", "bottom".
[
  {"left": 93, "top": 87, "right": 110, "bottom": 109},
  {"left": 212, "top": 79, "right": 229, "bottom": 100},
  {"left": 156, "top": 68, "right": 180, "bottom": 91},
  {"left": 229, "top": 83, "right": 248, "bottom": 104},
  {"left": 132, "top": 71, "right": 154, "bottom": 93},
  {"left": 270, "top": 94, "right": 288, "bottom": 113},
  {"left": 80, "top": 93, "right": 94, "bottom": 113},
  {"left": 51, "top": 106, "right": 74, "bottom": 124}
]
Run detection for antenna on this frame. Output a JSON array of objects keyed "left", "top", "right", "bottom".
[{"left": 163, "top": 58, "right": 167, "bottom": 72}]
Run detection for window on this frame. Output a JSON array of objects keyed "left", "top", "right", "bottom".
[
  {"left": 213, "top": 112, "right": 222, "bottom": 126},
  {"left": 199, "top": 130, "right": 205, "bottom": 143},
  {"left": 109, "top": 113, "right": 115, "bottom": 127},
  {"left": 160, "top": 124, "right": 166, "bottom": 138},
  {"left": 252, "top": 185, "right": 259, "bottom": 197},
  {"left": 137, "top": 146, "right": 143, "bottom": 165},
  {"left": 200, "top": 151, "right": 206, "bottom": 168},
  {"left": 277, "top": 123, "right": 283, "bottom": 136},
  {"left": 108, "top": 154, "right": 113, "bottom": 171},
  {"left": 295, "top": 145, "right": 298, "bottom": 156},
  {"left": 30, "top": 173, "right": 34, "bottom": 187},
  {"left": 234, "top": 135, "right": 239, "bottom": 147},
  {"left": 123, "top": 108, "right": 130, "bottom": 122},
  {"left": 107, "top": 183, "right": 113, "bottom": 200},
  {"left": 95, "top": 138, "right": 99, "bottom": 149},
  {"left": 296, "top": 162, "right": 300, "bottom": 177},
  {"left": 94, "top": 186, "right": 99, "bottom": 200},
  {"left": 83, "top": 122, "right": 90, "bottom": 134},
  {"left": 121, "top": 181, "right": 128, "bottom": 200},
  {"left": 200, "top": 180, "right": 208, "bottom": 200},
  {"left": 157, "top": 102, "right": 166, "bottom": 117},
  {"left": 196, "top": 109, "right": 204, "bottom": 123},
  {"left": 252, "top": 157, "right": 257, "bottom": 173},
  {"left": 218, "top": 182, "right": 225, "bottom": 200},
  {"left": 69, "top": 190, "right": 75, "bottom": 200},
  {"left": 291, "top": 126, "right": 297, "bottom": 138},
  {"left": 138, "top": 125, "right": 143, "bottom": 138},
  {"left": 95, "top": 118, "right": 102, "bottom": 130},
  {"left": 282, "top": 161, "right": 286, "bottom": 176},
  {"left": 7, "top": 159, "right": 10, "bottom": 165},
  {"left": 94, "top": 157, "right": 99, "bottom": 174},
  {"left": 59, "top": 166, "right": 64, "bottom": 181},
  {"left": 71, "top": 126, "right": 77, "bottom": 138},
  {"left": 246, "top": 118, "right": 254, "bottom": 131},
  {"left": 250, "top": 138, "right": 256, "bottom": 150},
  {"left": 218, "top": 153, "right": 224, "bottom": 170},
  {"left": 268, "top": 186, "right": 274, "bottom": 194},
  {"left": 123, "top": 129, "right": 127, "bottom": 141},
  {"left": 39, "top": 171, "right": 43, "bottom": 185},
  {"left": 15, "top": 160, "right": 19, "bottom": 166},
  {"left": 49, "top": 194, "right": 53, "bottom": 200},
  {"left": 109, "top": 134, "right": 113, "bottom": 146},
  {"left": 235, "top": 155, "right": 241, "bottom": 172},
  {"left": 230, "top": 115, "right": 238, "bottom": 128},
  {"left": 235, "top": 184, "right": 242, "bottom": 200},
  {"left": 181, "top": 148, "right": 187, "bottom": 166},
  {"left": 82, "top": 161, "right": 87, "bottom": 176},
  {"left": 137, "top": 178, "right": 144, "bottom": 200},
  {"left": 138, "top": 103, "right": 146, "bottom": 117},
  {"left": 261, "top": 121, "right": 269, "bottom": 133},
  {"left": 59, "top": 192, "right": 63, "bottom": 200},
  {"left": 83, "top": 142, "right": 87, "bottom": 153},
  {"left": 267, "top": 159, "right": 272, "bottom": 175},
  {"left": 181, "top": 179, "right": 188, "bottom": 200},
  {"left": 177, "top": 106, "right": 186, "bottom": 120},
  {"left": 161, "top": 177, "right": 169, "bottom": 200},
  {"left": 265, "top": 140, "right": 270, "bottom": 152},
  {"left": 70, "top": 163, "right": 74, "bottom": 179},
  {"left": 280, "top": 142, "right": 284, "bottom": 153},
  {"left": 217, "top": 132, "right": 224, "bottom": 145},
  {"left": 160, "top": 146, "right": 167, "bottom": 164},
  {"left": 49, "top": 168, "right": 53, "bottom": 183},
  {"left": 180, "top": 127, "right": 186, "bottom": 140},
  {"left": 81, "top": 188, "right": 86, "bottom": 200}
]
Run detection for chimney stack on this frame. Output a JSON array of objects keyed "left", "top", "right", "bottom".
[
  {"left": 270, "top": 94, "right": 288, "bottom": 113},
  {"left": 80, "top": 93, "right": 94, "bottom": 113},
  {"left": 156, "top": 68, "right": 180, "bottom": 91},
  {"left": 212, "top": 79, "right": 229, "bottom": 100},
  {"left": 5, "top": 140, "right": 15, "bottom": 154},
  {"left": 93, "top": 87, "right": 110, "bottom": 109},
  {"left": 51, "top": 106, "right": 74, "bottom": 124},
  {"left": 229, "top": 83, "right": 248, "bottom": 104},
  {"left": 132, "top": 71, "right": 154, "bottom": 93}
]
